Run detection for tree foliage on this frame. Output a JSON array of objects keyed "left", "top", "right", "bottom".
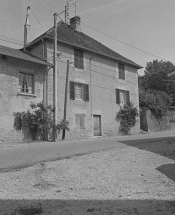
[
  {"left": 14, "top": 102, "right": 69, "bottom": 141},
  {"left": 139, "top": 60, "right": 175, "bottom": 119},
  {"left": 139, "top": 60, "right": 175, "bottom": 104}
]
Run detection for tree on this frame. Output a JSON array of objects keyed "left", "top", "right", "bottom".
[
  {"left": 139, "top": 60, "right": 175, "bottom": 105},
  {"left": 139, "top": 88, "right": 172, "bottom": 120}
]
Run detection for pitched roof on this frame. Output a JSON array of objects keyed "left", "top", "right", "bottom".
[
  {"left": 27, "top": 21, "right": 142, "bottom": 69},
  {"left": 0, "top": 45, "right": 49, "bottom": 66}
]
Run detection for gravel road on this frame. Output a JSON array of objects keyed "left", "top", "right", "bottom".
[{"left": 0, "top": 137, "right": 175, "bottom": 215}]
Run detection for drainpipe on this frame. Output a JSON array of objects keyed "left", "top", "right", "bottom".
[{"left": 89, "top": 56, "right": 94, "bottom": 136}]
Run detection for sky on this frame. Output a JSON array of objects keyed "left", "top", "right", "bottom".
[{"left": 0, "top": 0, "right": 175, "bottom": 75}]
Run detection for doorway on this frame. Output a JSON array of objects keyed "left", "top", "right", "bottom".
[{"left": 93, "top": 115, "right": 102, "bottom": 136}]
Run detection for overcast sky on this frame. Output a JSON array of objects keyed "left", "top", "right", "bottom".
[{"left": 0, "top": 0, "right": 175, "bottom": 75}]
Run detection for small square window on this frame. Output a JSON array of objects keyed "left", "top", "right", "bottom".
[
  {"left": 118, "top": 63, "right": 125, "bottom": 80},
  {"left": 70, "top": 81, "right": 89, "bottom": 102},
  {"left": 116, "top": 89, "right": 129, "bottom": 105},
  {"left": 75, "top": 114, "right": 85, "bottom": 129},
  {"left": 2, "top": 55, "right": 7, "bottom": 60},
  {"left": 19, "top": 72, "right": 34, "bottom": 94}
]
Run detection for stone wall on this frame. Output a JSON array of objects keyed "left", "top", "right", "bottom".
[
  {"left": 140, "top": 110, "right": 175, "bottom": 132},
  {"left": 0, "top": 55, "right": 46, "bottom": 143}
]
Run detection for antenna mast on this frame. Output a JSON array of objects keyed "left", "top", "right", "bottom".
[
  {"left": 74, "top": 0, "right": 77, "bottom": 16},
  {"left": 65, "top": 0, "right": 69, "bottom": 24}
]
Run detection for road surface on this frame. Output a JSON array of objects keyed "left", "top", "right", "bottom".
[{"left": 0, "top": 130, "right": 174, "bottom": 172}]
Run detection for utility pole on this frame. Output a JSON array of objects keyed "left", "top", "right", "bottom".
[
  {"left": 53, "top": 13, "right": 58, "bottom": 141},
  {"left": 62, "top": 60, "right": 70, "bottom": 140}
]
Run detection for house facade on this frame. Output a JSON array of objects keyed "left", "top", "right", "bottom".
[
  {"left": 0, "top": 45, "right": 48, "bottom": 143},
  {"left": 25, "top": 16, "right": 142, "bottom": 140},
  {"left": 0, "top": 16, "right": 142, "bottom": 143}
]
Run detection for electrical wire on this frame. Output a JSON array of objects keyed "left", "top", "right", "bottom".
[
  {"left": 81, "top": 22, "right": 175, "bottom": 63},
  {"left": 79, "top": 10, "right": 175, "bottom": 61}
]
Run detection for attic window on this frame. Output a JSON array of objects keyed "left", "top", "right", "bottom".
[
  {"left": 74, "top": 49, "right": 84, "bottom": 69},
  {"left": 2, "top": 55, "right": 7, "bottom": 60},
  {"left": 118, "top": 63, "right": 125, "bottom": 80}
]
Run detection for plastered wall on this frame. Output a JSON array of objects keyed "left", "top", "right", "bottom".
[{"left": 0, "top": 56, "right": 46, "bottom": 143}]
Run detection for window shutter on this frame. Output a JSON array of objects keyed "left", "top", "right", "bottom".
[
  {"left": 126, "top": 90, "right": 130, "bottom": 105},
  {"left": 116, "top": 63, "right": 119, "bottom": 78},
  {"left": 116, "top": 88, "right": 120, "bottom": 104},
  {"left": 74, "top": 49, "right": 78, "bottom": 68},
  {"left": 70, "top": 81, "right": 75, "bottom": 100},
  {"left": 84, "top": 84, "right": 89, "bottom": 102},
  {"left": 119, "top": 63, "right": 125, "bottom": 80},
  {"left": 74, "top": 49, "right": 84, "bottom": 69}
]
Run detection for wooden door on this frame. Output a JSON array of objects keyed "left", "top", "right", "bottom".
[{"left": 93, "top": 115, "right": 101, "bottom": 136}]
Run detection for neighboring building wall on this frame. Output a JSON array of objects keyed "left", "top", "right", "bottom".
[
  {"left": 29, "top": 41, "right": 45, "bottom": 60},
  {"left": 46, "top": 41, "right": 140, "bottom": 140},
  {"left": 0, "top": 56, "right": 46, "bottom": 143}
]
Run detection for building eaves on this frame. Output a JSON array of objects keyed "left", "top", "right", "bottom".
[{"left": 0, "top": 45, "right": 50, "bottom": 66}]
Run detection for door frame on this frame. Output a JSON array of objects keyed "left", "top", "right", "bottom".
[{"left": 93, "top": 114, "right": 102, "bottom": 137}]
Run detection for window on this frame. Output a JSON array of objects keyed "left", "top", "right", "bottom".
[
  {"left": 1, "top": 55, "right": 7, "bottom": 60},
  {"left": 74, "top": 49, "right": 84, "bottom": 69},
  {"left": 19, "top": 72, "right": 34, "bottom": 94},
  {"left": 116, "top": 89, "right": 129, "bottom": 105},
  {"left": 75, "top": 114, "right": 85, "bottom": 129},
  {"left": 118, "top": 63, "right": 125, "bottom": 80},
  {"left": 75, "top": 83, "right": 84, "bottom": 100},
  {"left": 70, "top": 81, "right": 89, "bottom": 101}
]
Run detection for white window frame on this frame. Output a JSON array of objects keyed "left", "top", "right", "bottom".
[
  {"left": 18, "top": 72, "right": 34, "bottom": 94},
  {"left": 75, "top": 83, "right": 84, "bottom": 100},
  {"left": 119, "top": 90, "right": 127, "bottom": 105}
]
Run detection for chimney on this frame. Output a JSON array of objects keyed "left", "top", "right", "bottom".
[
  {"left": 70, "top": 16, "right": 81, "bottom": 32},
  {"left": 24, "top": 6, "right": 31, "bottom": 47}
]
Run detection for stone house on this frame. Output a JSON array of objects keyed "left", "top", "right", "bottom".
[
  {"left": 0, "top": 15, "right": 142, "bottom": 143},
  {"left": 24, "top": 16, "right": 142, "bottom": 140},
  {"left": 0, "top": 45, "right": 49, "bottom": 143}
]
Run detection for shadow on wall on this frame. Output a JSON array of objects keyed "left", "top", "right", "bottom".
[
  {"left": 119, "top": 137, "right": 175, "bottom": 182},
  {"left": 0, "top": 199, "right": 175, "bottom": 215}
]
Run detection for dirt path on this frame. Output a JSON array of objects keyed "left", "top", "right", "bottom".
[{"left": 0, "top": 137, "right": 175, "bottom": 215}]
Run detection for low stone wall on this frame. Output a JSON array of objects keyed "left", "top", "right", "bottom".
[{"left": 140, "top": 110, "right": 175, "bottom": 132}]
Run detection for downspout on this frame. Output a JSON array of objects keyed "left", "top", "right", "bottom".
[{"left": 89, "top": 56, "right": 94, "bottom": 136}]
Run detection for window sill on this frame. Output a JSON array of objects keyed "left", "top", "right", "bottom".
[
  {"left": 75, "top": 98, "right": 84, "bottom": 101},
  {"left": 17, "top": 92, "right": 36, "bottom": 97},
  {"left": 74, "top": 67, "right": 85, "bottom": 71},
  {"left": 117, "top": 78, "right": 126, "bottom": 81}
]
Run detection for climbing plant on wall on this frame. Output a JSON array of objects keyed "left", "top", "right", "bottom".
[{"left": 116, "top": 102, "right": 139, "bottom": 135}]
